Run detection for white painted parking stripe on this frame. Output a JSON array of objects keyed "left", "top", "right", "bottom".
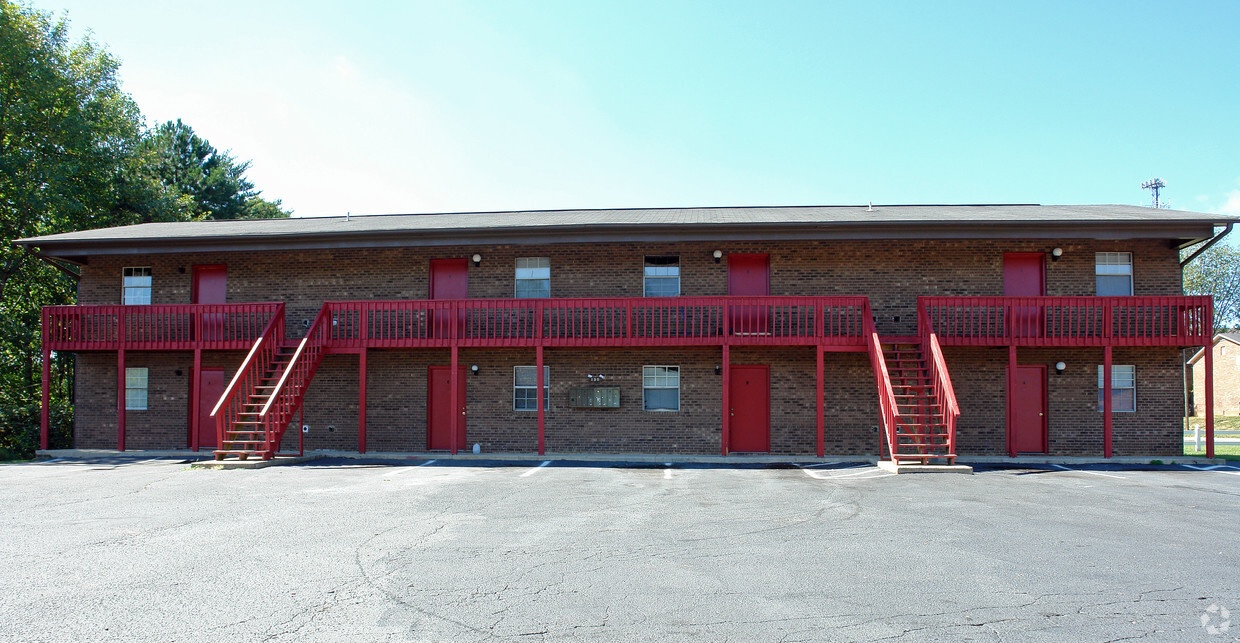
[
  {"left": 797, "top": 465, "right": 887, "bottom": 480},
  {"left": 520, "top": 461, "right": 551, "bottom": 477},
  {"left": 416, "top": 459, "right": 437, "bottom": 467},
  {"left": 1184, "top": 464, "right": 1240, "bottom": 476},
  {"left": 1052, "top": 464, "right": 1127, "bottom": 479}
]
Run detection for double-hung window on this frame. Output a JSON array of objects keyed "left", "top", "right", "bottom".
[
  {"left": 123, "top": 267, "right": 152, "bottom": 305},
  {"left": 642, "top": 366, "right": 680, "bottom": 411},
  {"left": 1097, "top": 365, "right": 1136, "bottom": 412},
  {"left": 125, "top": 367, "right": 149, "bottom": 410},
  {"left": 513, "top": 366, "right": 550, "bottom": 411},
  {"left": 643, "top": 256, "right": 680, "bottom": 297},
  {"left": 1095, "top": 253, "right": 1133, "bottom": 296},
  {"left": 515, "top": 258, "right": 550, "bottom": 298}
]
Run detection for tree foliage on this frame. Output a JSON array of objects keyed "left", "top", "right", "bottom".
[
  {"left": 0, "top": 1, "right": 289, "bottom": 459},
  {"left": 1184, "top": 241, "right": 1240, "bottom": 331}
]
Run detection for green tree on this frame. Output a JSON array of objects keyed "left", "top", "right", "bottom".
[
  {"left": 138, "top": 119, "right": 289, "bottom": 220},
  {"left": 1183, "top": 241, "right": 1240, "bottom": 331}
]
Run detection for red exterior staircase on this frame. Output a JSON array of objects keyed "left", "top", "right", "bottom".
[{"left": 882, "top": 341, "right": 956, "bottom": 464}]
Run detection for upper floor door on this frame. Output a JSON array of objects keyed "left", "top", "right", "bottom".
[
  {"left": 192, "top": 265, "right": 227, "bottom": 340},
  {"left": 429, "top": 259, "right": 468, "bottom": 338},
  {"left": 728, "top": 254, "right": 770, "bottom": 334},
  {"left": 1003, "top": 253, "right": 1045, "bottom": 337}
]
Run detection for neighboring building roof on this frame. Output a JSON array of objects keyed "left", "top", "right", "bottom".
[
  {"left": 1188, "top": 332, "right": 1240, "bottom": 365},
  {"left": 13, "top": 203, "right": 1237, "bottom": 259}
]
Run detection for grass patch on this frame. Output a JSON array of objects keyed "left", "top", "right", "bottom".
[
  {"left": 1185, "top": 416, "right": 1240, "bottom": 432},
  {"left": 1184, "top": 444, "right": 1240, "bottom": 461}
]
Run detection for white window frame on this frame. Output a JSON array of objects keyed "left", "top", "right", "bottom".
[
  {"left": 515, "top": 257, "right": 550, "bottom": 299},
  {"left": 125, "top": 367, "right": 149, "bottom": 411},
  {"left": 643, "top": 256, "right": 681, "bottom": 297},
  {"left": 1095, "top": 252, "right": 1133, "bottom": 296},
  {"left": 513, "top": 366, "right": 550, "bottom": 412},
  {"left": 642, "top": 365, "right": 680, "bottom": 412},
  {"left": 1097, "top": 364, "right": 1136, "bottom": 413},
  {"left": 122, "top": 267, "right": 152, "bottom": 305}
]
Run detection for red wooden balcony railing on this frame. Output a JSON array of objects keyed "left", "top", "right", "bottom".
[
  {"left": 918, "top": 296, "right": 1212, "bottom": 347},
  {"left": 321, "top": 296, "right": 872, "bottom": 348},
  {"left": 42, "top": 303, "right": 283, "bottom": 351},
  {"left": 861, "top": 303, "right": 900, "bottom": 460},
  {"left": 919, "top": 306, "right": 960, "bottom": 458}
]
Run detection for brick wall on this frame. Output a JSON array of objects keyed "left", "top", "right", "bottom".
[
  {"left": 69, "top": 238, "right": 1186, "bottom": 456},
  {"left": 1192, "top": 339, "right": 1240, "bottom": 416}
]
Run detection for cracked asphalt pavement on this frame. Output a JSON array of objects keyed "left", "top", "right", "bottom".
[{"left": 2, "top": 457, "right": 1238, "bottom": 642}]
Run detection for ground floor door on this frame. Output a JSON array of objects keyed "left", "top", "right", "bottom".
[
  {"left": 196, "top": 368, "right": 226, "bottom": 450},
  {"left": 428, "top": 366, "right": 466, "bottom": 450},
  {"left": 729, "top": 365, "right": 770, "bottom": 452},
  {"left": 1011, "top": 365, "right": 1047, "bottom": 454}
]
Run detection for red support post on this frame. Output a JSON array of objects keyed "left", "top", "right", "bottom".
[
  {"left": 449, "top": 344, "right": 459, "bottom": 455},
  {"left": 536, "top": 344, "right": 545, "bottom": 455},
  {"left": 117, "top": 349, "right": 126, "bottom": 451},
  {"left": 358, "top": 348, "right": 367, "bottom": 454},
  {"left": 1103, "top": 345, "right": 1113, "bottom": 458},
  {"left": 816, "top": 344, "right": 824, "bottom": 458},
  {"left": 721, "top": 344, "right": 730, "bottom": 456},
  {"left": 190, "top": 348, "right": 201, "bottom": 451},
  {"left": 1007, "top": 345, "right": 1016, "bottom": 458},
  {"left": 1204, "top": 338, "right": 1215, "bottom": 459},
  {"left": 40, "top": 341, "right": 51, "bottom": 451}
]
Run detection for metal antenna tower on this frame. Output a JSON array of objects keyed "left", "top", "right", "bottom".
[{"left": 1141, "top": 178, "right": 1166, "bottom": 208}]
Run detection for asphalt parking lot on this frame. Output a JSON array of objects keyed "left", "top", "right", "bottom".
[{"left": 2, "top": 457, "right": 1238, "bottom": 642}]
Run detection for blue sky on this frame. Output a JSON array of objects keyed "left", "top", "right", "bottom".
[{"left": 42, "top": 1, "right": 1240, "bottom": 219}]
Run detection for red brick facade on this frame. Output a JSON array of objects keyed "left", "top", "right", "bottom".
[
  {"left": 67, "top": 238, "right": 1190, "bottom": 457},
  {"left": 1192, "top": 337, "right": 1240, "bottom": 416}
]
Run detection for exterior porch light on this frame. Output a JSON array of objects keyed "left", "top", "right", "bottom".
[
  {"left": 471, "top": 254, "right": 482, "bottom": 267},
  {"left": 470, "top": 364, "right": 479, "bottom": 375},
  {"left": 1055, "top": 361, "right": 1066, "bottom": 374},
  {"left": 713, "top": 250, "right": 722, "bottom": 263},
  {"left": 1051, "top": 247, "right": 1063, "bottom": 262}
]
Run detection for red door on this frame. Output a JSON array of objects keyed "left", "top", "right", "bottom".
[
  {"left": 728, "top": 365, "right": 770, "bottom": 452},
  {"left": 1003, "top": 253, "right": 1044, "bottom": 338},
  {"left": 1011, "top": 365, "right": 1047, "bottom": 453},
  {"left": 728, "top": 254, "right": 770, "bottom": 334},
  {"left": 196, "top": 368, "right": 226, "bottom": 450},
  {"left": 428, "top": 366, "right": 466, "bottom": 450},
  {"left": 430, "top": 259, "right": 468, "bottom": 338},
  {"left": 192, "top": 265, "right": 227, "bottom": 341}
]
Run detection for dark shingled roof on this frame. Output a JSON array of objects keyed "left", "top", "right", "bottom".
[{"left": 13, "top": 204, "right": 1237, "bottom": 259}]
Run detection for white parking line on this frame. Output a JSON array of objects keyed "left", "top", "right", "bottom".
[
  {"left": 664, "top": 463, "right": 673, "bottom": 479},
  {"left": 1184, "top": 464, "right": 1240, "bottom": 476},
  {"left": 797, "top": 464, "right": 890, "bottom": 480},
  {"left": 416, "top": 459, "right": 437, "bottom": 467},
  {"left": 520, "top": 461, "right": 551, "bottom": 477},
  {"left": 1052, "top": 464, "right": 1127, "bottom": 479}
]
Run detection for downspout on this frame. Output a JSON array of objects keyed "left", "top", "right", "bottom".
[{"left": 1180, "top": 222, "right": 1233, "bottom": 267}]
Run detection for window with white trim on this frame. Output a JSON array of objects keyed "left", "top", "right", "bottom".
[
  {"left": 515, "top": 258, "right": 550, "bottom": 298},
  {"left": 1097, "top": 365, "right": 1135, "bottom": 412},
  {"left": 642, "top": 365, "right": 680, "bottom": 411},
  {"left": 643, "top": 256, "right": 680, "bottom": 297},
  {"left": 1095, "top": 252, "right": 1132, "bottom": 296},
  {"left": 122, "top": 267, "right": 152, "bottom": 305},
  {"left": 125, "top": 367, "right": 149, "bottom": 410},
  {"left": 513, "top": 366, "right": 550, "bottom": 411}
]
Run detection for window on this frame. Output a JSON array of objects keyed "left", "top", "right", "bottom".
[
  {"left": 1097, "top": 365, "right": 1135, "bottom": 412},
  {"left": 1095, "top": 253, "right": 1132, "bottom": 296},
  {"left": 644, "top": 256, "right": 680, "bottom": 297},
  {"left": 642, "top": 366, "right": 680, "bottom": 411},
  {"left": 513, "top": 366, "right": 550, "bottom": 411},
  {"left": 125, "top": 367, "right": 148, "bottom": 410},
  {"left": 515, "top": 258, "right": 550, "bottom": 298},
  {"left": 123, "top": 267, "right": 152, "bottom": 305}
]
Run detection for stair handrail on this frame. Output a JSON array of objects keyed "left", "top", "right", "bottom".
[
  {"left": 210, "top": 304, "right": 285, "bottom": 452},
  {"left": 862, "top": 302, "right": 900, "bottom": 460},
  {"left": 918, "top": 300, "right": 960, "bottom": 457},
  {"left": 258, "top": 304, "right": 332, "bottom": 456}
]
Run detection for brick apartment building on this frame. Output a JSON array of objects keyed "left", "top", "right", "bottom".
[
  {"left": 16, "top": 204, "right": 1234, "bottom": 461},
  {"left": 1190, "top": 333, "right": 1240, "bottom": 417}
]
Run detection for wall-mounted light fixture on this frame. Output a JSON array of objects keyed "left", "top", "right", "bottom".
[
  {"left": 471, "top": 254, "right": 482, "bottom": 267},
  {"left": 712, "top": 250, "right": 723, "bottom": 264},
  {"left": 178, "top": 266, "right": 186, "bottom": 274},
  {"left": 1051, "top": 247, "right": 1063, "bottom": 262},
  {"left": 1055, "top": 361, "right": 1066, "bottom": 374},
  {"left": 714, "top": 365, "right": 722, "bottom": 375},
  {"left": 470, "top": 364, "right": 479, "bottom": 375},
  {"left": 587, "top": 374, "right": 605, "bottom": 382}
]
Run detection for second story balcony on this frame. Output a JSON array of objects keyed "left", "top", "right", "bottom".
[{"left": 42, "top": 303, "right": 284, "bottom": 351}]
